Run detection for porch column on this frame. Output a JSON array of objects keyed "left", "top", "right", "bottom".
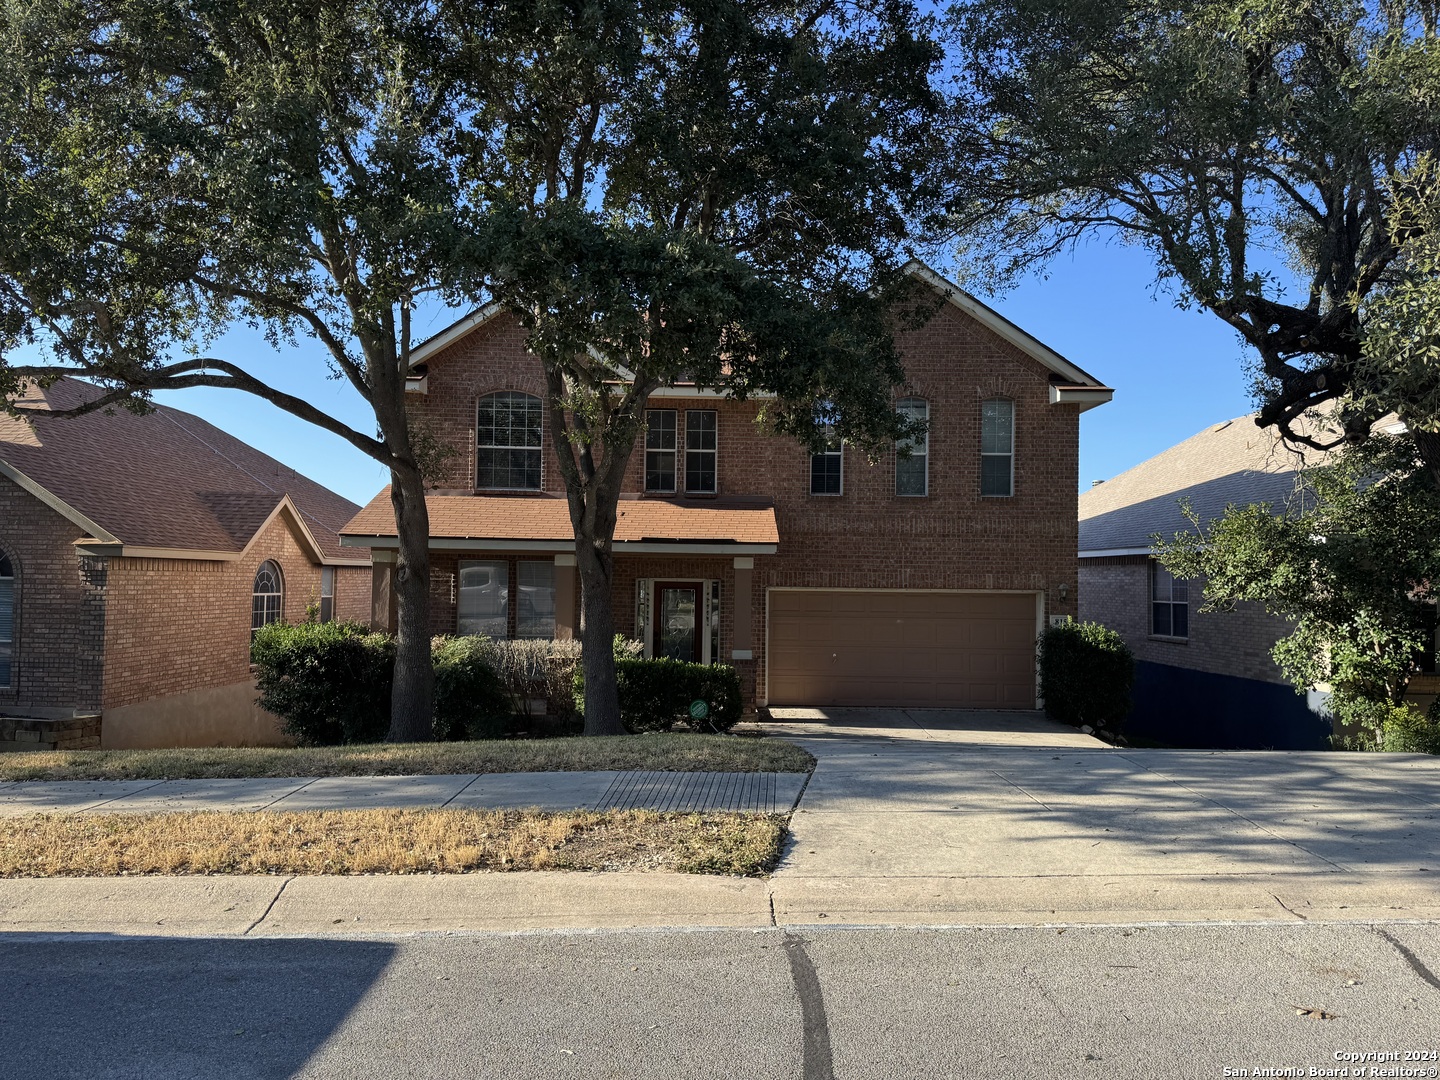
[
  {"left": 554, "top": 553, "right": 577, "bottom": 640},
  {"left": 370, "top": 550, "right": 397, "bottom": 634},
  {"left": 732, "top": 556, "right": 753, "bottom": 659}
]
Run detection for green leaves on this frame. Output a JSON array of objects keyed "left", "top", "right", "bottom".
[
  {"left": 1155, "top": 433, "right": 1440, "bottom": 733},
  {"left": 947, "top": 0, "right": 1440, "bottom": 457},
  {"left": 459, "top": 0, "right": 944, "bottom": 462}
]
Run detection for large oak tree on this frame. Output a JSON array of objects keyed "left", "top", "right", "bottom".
[
  {"left": 1, "top": 0, "right": 944, "bottom": 737},
  {"left": 945, "top": 0, "right": 1440, "bottom": 476},
  {"left": 451, "top": 0, "right": 945, "bottom": 734}
]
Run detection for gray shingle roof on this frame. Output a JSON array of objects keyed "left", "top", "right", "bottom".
[{"left": 1078, "top": 412, "right": 1334, "bottom": 553}]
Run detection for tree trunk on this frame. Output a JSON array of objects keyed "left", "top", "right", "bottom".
[
  {"left": 1414, "top": 429, "right": 1440, "bottom": 492},
  {"left": 577, "top": 536, "right": 627, "bottom": 736},
  {"left": 386, "top": 459, "right": 434, "bottom": 742}
]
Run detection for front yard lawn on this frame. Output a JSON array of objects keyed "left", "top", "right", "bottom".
[
  {"left": 0, "top": 808, "right": 787, "bottom": 877},
  {"left": 0, "top": 734, "right": 814, "bottom": 782}
]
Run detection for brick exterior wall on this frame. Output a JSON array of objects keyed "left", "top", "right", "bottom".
[
  {"left": 0, "top": 474, "right": 106, "bottom": 713},
  {"left": 1078, "top": 555, "right": 1291, "bottom": 684},
  {"left": 404, "top": 301, "right": 1085, "bottom": 706},
  {"left": 2, "top": 474, "right": 368, "bottom": 725},
  {"left": 102, "top": 514, "right": 369, "bottom": 710}
]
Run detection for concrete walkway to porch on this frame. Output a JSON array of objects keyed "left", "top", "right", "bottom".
[{"left": 764, "top": 706, "right": 1440, "bottom": 925}]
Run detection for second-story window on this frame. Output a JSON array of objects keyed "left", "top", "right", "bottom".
[
  {"left": 980, "top": 399, "right": 1014, "bottom": 497},
  {"left": 685, "top": 410, "right": 717, "bottom": 494},
  {"left": 896, "top": 398, "right": 928, "bottom": 496},
  {"left": 477, "top": 391, "right": 543, "bottom": 491},
  {"left": 810, "top": 422, "right": 843, "bottom": 496},
  {"left": 645, "top": 410, "right": 677, "bottom": 492}
]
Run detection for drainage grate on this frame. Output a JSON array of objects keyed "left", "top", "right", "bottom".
[{"left": 595, "top": 770, "right": 787, "bottom": 813}]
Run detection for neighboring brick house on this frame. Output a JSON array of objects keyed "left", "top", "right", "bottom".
[
  {"left": 1078, "top": 414, "right": 1343, "bottom": 748},
  {"left": 341, "top": 262, "right": 1112, "bottom": 710},
  {"left": 0, "top": 378, "right": 370, "bottom": 749}
]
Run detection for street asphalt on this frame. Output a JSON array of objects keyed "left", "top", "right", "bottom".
[{"left": 2, "top": 923, "right": 1438, "bottom": 1080}]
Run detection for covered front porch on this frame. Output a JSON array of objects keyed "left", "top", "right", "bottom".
[{"left": 340, "top": 492, "right": 779, "bottom": 703}]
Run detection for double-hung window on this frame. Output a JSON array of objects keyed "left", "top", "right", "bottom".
[
  {"left": 319, "top": 567, "right": 336, "bottom": 623},
  {"left": 980, "top": 399, "right": 1014, "bottom": 497},
  {"left": 810, "top": 440, "right": 842, "bottom": 495},
  {"left": 645, "top": 410, "right": 677, "bottom": 493},
  {"left": 477, "top": 391, "right": 543, "bottom": 490},
  {"left": 1151, "top": 562, "right": 1189, "bottom": 639},
  {"left": 896, "top": 398, "right": 928, "bottom": 496},
  {"left": 685, "top": 410, "right": 718, "bottom": 494},
  {"left": 0, "top": 552, "right": 12, "bottom": 687}
]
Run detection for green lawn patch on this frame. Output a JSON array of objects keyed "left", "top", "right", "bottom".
[{"left": 0, "top": 734, "right": 815, "bottom": 782}]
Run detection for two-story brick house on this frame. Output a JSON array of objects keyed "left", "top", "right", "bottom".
[
  {"left": 341, "top": 263, "right": 1112, "bottom": 710},
  {"left": 0, "top": 377, "right": 370, "bottom": 749}
]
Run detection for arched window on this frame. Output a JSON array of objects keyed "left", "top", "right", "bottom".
[
  {"left": 477, "top": 391, "right": 543, "bottom": 490},
  {"left": 0, "top": 551, "right": 13, "bottom": 688},
  {"left": 251, "top": 561, "right": 284, "bottom": 636}
]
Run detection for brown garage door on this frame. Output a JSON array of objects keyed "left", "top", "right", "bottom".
[{"left": 767, "top": 590, "right": 1037, "bottom": 708}]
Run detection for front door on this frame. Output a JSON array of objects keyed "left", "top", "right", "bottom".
[{"left": 653, "top": 582, "right": 702, "bottom": 662}]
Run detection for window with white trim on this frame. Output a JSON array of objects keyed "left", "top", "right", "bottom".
[
  {"left": 980, "top": 399, "right": 1014, "bottom": 497},
  {"left": 685, "top": 410, "right": 717, "bottom": 494},
  {"left": 645, "top": 410, "right": 677, "bottom": 493},
  {"left": 251, "top": 561, "right": 284, "bottom": 637},
  {"left": 458, "top": 560, "right": 509, "bottom": 638},
  {"left": 319, "top": 567, "right": 336, "bottom": 623},
  {"left": 477, "top": 391, "right": 543, "bottom": 490},
  {"left": 895, "top": 398, "right": 928, "bottom": 496},
  {"left": 0, "top": 551, "right": 13, "bottom": 687},
  {"left": 809, "top": 406, "right": 843, "bottom": 496},
  {"left": 1151, "top": 562, "right": 1189, "bottom": 639}
]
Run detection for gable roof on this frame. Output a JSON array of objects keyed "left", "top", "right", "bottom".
[
  {"left": 0, "top": 378, "right": 366, "bottom": 563},
  {"left": 1078, "top": 412, "right": 1335, "bottom": 555},
  {"left": 407, "top": 264, "right": 1112, "bottom": 396}
]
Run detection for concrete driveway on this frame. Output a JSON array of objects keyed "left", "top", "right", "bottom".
[{"left": 765, "top": 708, "right": 1440, "bottom": 925}]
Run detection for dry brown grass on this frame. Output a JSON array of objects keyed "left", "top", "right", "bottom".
[
  {"left": 0, "top": 735, "right": 814, "bottom": 783},
  {"left": 0, "top": 808, "right": 788, "bottom": 877}
]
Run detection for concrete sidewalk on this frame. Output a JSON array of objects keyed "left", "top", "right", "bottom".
[
  {"left": 3, "top": 708, "right": 1440, "bottom": 936},
  {"left": 0, "top": 769, "right": 808, "bottom": 816}
]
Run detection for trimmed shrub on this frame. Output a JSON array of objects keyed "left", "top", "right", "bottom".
[
  {"left": 1380, "top": 704, "right": 1440, "bottom": 754},
  {"left": 1037, "top": 620, "right": 1135, "bottom": 735},
  {"left": 431, "top": 636, "right": 514, "bottom": 741},
  {"left": 251, "top": 620, "right": 393, "bottom": 746},
  {"left": 577, "top": 655, "right": 743, "bottom": 733}
]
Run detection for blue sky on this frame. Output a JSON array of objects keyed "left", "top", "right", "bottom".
[{"left": 145, "top": 236, "right": 1257, "bottom": 507}]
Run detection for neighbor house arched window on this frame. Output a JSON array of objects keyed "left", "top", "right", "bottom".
[
  {"left": 477, "top": 391, "right": 543, "bottom": 490},
  {"left": 251, "top": 561, "right": 284, "bottom": 636},
  {"left": 0, "top": 551, "right": 13, "bottom": 687}
]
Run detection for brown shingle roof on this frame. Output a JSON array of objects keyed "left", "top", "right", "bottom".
[
  {"left": 1, "top": 378, "right": 363, "bottom": 561},
  {"left": 343, "top": 491, "right": 780, "bottom": 546}
]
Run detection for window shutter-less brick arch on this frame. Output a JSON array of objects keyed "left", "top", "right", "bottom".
[{"left": 251, "top": 560, "right": 284, "bottom": 637}]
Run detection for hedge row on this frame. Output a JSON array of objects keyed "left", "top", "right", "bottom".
[{"left": 251, "top": 622, "right": 741, "bottom": 745}]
